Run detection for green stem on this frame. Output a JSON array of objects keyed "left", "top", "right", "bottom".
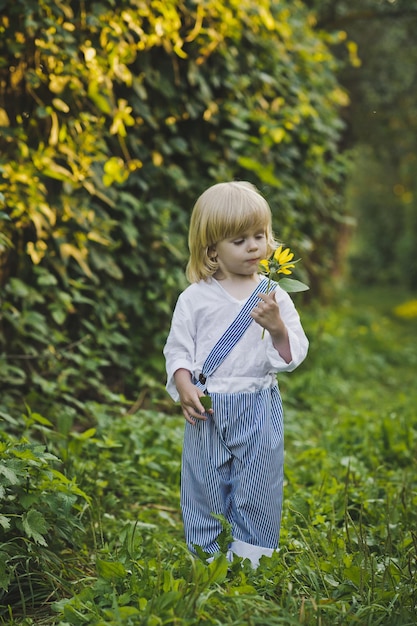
[{"left": 261, "top": 276, "right": 271, "bottom": 339}]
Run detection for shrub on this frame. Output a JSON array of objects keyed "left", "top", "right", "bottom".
[
  {"left": 0, "top": 0, "right": 348, "bottom": 421},
  {"left": 0, "top": 420, "right": 90, "bottom": 614}
]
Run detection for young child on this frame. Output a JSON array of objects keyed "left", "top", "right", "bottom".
[{"left": 164, "top": 181, "right": 308, "bottom": 567}]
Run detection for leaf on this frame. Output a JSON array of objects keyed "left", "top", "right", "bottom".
[
  {"left": 0, "top": 464, "right": 19, "bottom": 485},
  {"left": 0, "top": 411, "right": 19, "bottom": 426},
  {"left": 343, "top": 565, "right": 369, "bottom": 587},
  {"left": 70, "top": 427, "right": 97, "bottom": 441},
  {"left": 51, "top": 307, "right": 67, "bottom": 325},
  {"left": 278, "top": 278, "right": 310, "bottom": 293},
  {"left": 117, "top": 607, "right": 140, "bottom": 619},
  {"left": 96, "top": 558, "right": 127, "bottom": 581},
  {"left": 59, "top": 243, "right": 93, "bottom": 278},
  {"left": 28, "top": 412, "right": 54, "bottom": 427},
  {"left": 22, "top": 509, "right": 48, "bottom": 546},
  {"left": 52, "top": 97, "right": 70, "bottom": 113},
  {"left": 0, "top": 551, "right": 12, "bottom": 591},
  {"left": 0, "top": 515, "right": 11, "bottom": 531},
  {"left": 211, "top": 513, "right": 233, "bottom": 552},
  {"left": 200, "top": 395, "right": 212, "bottom": 410},
  {"left": 227, "top": 584, "right": 257, "bottom": 595},
  {"left": 206, "top": 555, "right": 229, "bottom": 585}
]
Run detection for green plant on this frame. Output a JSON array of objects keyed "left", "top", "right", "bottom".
[{"left": 0, "top": 423, "right": 90, "bottom": 616}]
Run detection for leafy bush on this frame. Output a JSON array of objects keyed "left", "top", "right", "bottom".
[
  {"left": 0, "top": 417, "right": 90, "bottom": 614},
  {"left": 0, "top": 0, "right": 349, "bottom": 422}
]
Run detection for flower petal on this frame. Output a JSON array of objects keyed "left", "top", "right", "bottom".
[
  {"left": 274, "top": 245, "right": 295, "bottom": 265},
  {"left": 280, "top": 248, "right": 294, "bottom": 263},
  {"left": 278, "top": 264, "right": 295, "bottom": 275},
  {"left": 273, "top": 245, "right": 283, "bottom": 262}
]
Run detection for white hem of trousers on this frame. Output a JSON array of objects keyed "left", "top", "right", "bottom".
[{"left": 229, "top": 539, "right": 276, "bottom": 568}]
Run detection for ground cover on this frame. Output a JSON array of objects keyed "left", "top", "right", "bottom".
[{"left": 1, "top": 287, "right": 416, "bottom": 625}]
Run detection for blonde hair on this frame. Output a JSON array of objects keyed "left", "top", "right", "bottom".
[{"left": 186, "top": 181, "right": 277, "bottom": 283}]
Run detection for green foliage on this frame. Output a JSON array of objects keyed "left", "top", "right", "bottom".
[
  {"left": 0, "top": 0, "right": 348, "bottom": 420},
  {"left": 2, "top": 287, "right": 416, "bottom": 624},
  {"left": 277, "top": 288, "right": 417, "bottom": 624},
  {"left": 0, "top": 421, "right": 90, "bottom": 613}
]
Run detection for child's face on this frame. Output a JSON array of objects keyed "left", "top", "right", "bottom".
[{"left": 210, "top": 228, "right": 268, "bottom": 280}]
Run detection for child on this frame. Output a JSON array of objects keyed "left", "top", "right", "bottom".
[{"left": 164, "top": 181, "right": 308, "bottom": 567}]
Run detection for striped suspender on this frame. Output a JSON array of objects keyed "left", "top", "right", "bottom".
[{"left": 195, "top": 277, "right": 274, "bottom": 390}]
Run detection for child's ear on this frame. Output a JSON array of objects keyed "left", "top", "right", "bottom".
[{"left": 208, "top": 244, "right": 217, "bottom": 260}]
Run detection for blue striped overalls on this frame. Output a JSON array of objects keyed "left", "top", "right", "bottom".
[{"left": 181, "top": 279, "right": 284, "bottom": 558}]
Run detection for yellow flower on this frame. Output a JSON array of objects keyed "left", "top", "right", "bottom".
[
  {"left": 274, "top": 245, "right": 294, "bottom": 265},
  {"left": 259, "top": 259, "right": 270, "bottom": 272},
  {"left": 258, "top": 243, "right": 309, "bottom": 339},
  {"left": 272, "top": 245, "right": 295, "bottom": 275}
]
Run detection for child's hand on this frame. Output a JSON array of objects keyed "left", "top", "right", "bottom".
[
  {"left": 174, "top": 368, "right": 213, "bottom": 425},
  {"left": 251, "top": 292, "right": 292, "bottom": 363},
  {"left": 251, "top": 292, "right": 285, "bottom": 337}
]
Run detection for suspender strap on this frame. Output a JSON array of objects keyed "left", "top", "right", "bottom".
[{"left": 195, "top": 277, "right": 275, "bottom": 390}]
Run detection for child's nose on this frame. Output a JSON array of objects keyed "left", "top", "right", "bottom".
[{"left": 248, "top": 238, "right": 259, "bottom": 250}]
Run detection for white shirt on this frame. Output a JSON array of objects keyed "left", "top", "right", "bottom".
[{"left": 164, "top": 277, "right": 309, "bottom": 401}]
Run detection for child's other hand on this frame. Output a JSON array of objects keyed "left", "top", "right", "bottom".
[{"left": 174, "top": 368, "right": 213, "bottom": 425}]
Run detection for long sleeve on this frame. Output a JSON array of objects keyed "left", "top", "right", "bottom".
[{"left": 163, "top": 295, "right": 196, "bottom": 401}]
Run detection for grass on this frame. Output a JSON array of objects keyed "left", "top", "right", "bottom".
[{"left": 1, "top": 286, "right": 416, "bottom": 624}]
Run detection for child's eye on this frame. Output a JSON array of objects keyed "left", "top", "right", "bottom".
[{"left": 233, "top": 238, "right": 244, "bottom": 245}]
